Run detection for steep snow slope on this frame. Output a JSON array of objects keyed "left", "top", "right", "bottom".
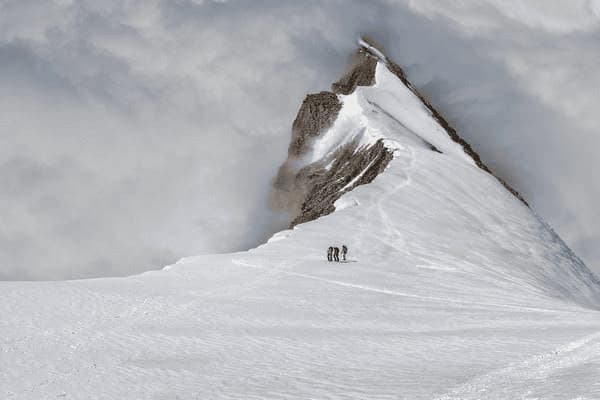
[
  {"left": 272, "top": 41, "right": 599, "bottom": 309},
  {"left": 2, "top": 43, "right": 600, "bottom": 399}
]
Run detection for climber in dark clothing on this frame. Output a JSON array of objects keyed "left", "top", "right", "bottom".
[
  {"left": 341, "top": 245, "right": 348, "bottom": 261},
  {"left": 333, "top": 247, "right": 340, "bottom": 262},
  {"left": 327, "top": 246, "right": 333, "bottom": 262}
]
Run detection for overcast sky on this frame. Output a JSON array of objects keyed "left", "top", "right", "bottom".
[{"left": 1, "top": 0, "right": 600, "bottom": 279}]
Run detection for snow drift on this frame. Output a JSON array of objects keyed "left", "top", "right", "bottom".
[{"left": 2, "top": 40, "right": 600, "bottom": 399}]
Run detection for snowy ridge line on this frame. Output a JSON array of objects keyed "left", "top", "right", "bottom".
[
  {"left": 230, "top": 258, "right": 585, "bottom": 314},
  {"left": 358, "top": 38, "right": 528, "bottom": 205},
  {"left": 358, "top": 37, "right": 387, "bottom": 62},
  {"left": 367, "top": 99, "right": 442, "bottom": 153}
]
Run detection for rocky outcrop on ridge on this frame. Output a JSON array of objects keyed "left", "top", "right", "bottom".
[
  {"left": 331, "top": 47, "right": 378, "bottom": 95},
  {"left": 289, "top": 139, "right": 393, "bottom": 227},
  {"left": 289, "top": 92, "right": 342, "bottom": 157}
]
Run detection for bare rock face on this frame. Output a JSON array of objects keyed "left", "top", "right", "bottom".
[
  {"left": 289, "top": 92, "right": 342, "bottom": 157},
  {"left": 272, "top": 138, "right": 393, "bottom": 228},
  {"left": 290, "top": 140, "right": 393, "bottom": 227},
  {"left": 331, "top": 48, "right": 377, "bottom": 95},
  {"left": 272, "top": 39, "right": 527, "bottom": 229},
  {"left": 271, "top": 91, "right": 346, "bottom": 223}
]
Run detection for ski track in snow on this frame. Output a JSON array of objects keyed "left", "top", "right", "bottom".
[
  {"left": 351, "top": 140, "right": 415, "bottom": 259},
  {"left": 376, "top": 144, "right": 415, "bottom": 255},
  {"left": 436, "top": 331, "right": 600, "bottom": 400}
]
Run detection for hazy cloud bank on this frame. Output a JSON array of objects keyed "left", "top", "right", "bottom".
[{"left": 1, "top": 0, "right": 599, "bottom": 279}]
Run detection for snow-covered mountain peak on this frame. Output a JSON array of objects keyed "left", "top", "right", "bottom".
[{"left": 273, "top": 39, "right": 527, "bottom": 230}]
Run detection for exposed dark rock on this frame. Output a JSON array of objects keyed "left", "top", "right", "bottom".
[
  {"left": 272, "top": 139, "right": 394, "bottom": 228},
  {"left": 289, "top": 91, "right": 342, "bottom": 157},
  {"left": 271, "top": 159, "right": 310, "bottom": 220},
  {"left": 331, "top": 49, "right": 378, "bottom": 95}
]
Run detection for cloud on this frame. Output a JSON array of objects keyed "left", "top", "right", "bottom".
[
  {"left": 406, "top": 0, "right": 600, "bottom": 33},
  {"left": 1, "top": 0, "right": 599, "bottom": 279}
]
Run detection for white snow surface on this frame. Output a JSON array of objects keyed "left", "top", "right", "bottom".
[{"left": 2, "top": 60, "right": 600, "bottom": 399}]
